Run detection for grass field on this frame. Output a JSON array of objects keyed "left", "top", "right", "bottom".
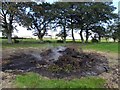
[
  {"left": 2, "top": 38, "right": 119, "bottom": 53},
  {"left": 14, "top": 72, "right": 106, "bottom": 88}
]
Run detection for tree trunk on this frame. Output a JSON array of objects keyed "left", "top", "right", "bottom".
[
  {"left": 105, "top": 38, "right": 108, "bottom": 42},
  {"left": 112, "top": 38, "right": 116, "bottom": 42},
  {"left": 63, "top": 25, "right": 66, "bottom": 44},
  {"left": 39, "top": 37, "right": 43, "bottom": 42},
  {"left": 118, "top": 39, "right": 120, "bottom": 43},
  {"left": 7, "top": 33, "right": 12, "bottom": 44},
  {"left": 98, "top": 35, "right": 101, "bottom": 42},
  {"left": 63, "top": 37, "right": 66, "bottom": 44},
  {"left": 7, "top": 14, "right": 14, "bottom": 44},
  {"left": 70, "top": 18, "right": 75, "bottom": 43},
  {"left": 37, "top": 26, "right": 47, "bottom": 43},
  {"left": 38, "top": 34, "right": 44, "bottom": 43},
  {"left": 85, "top": 30, "right": 89, "bottom": 43},
  {"left": 71, "top": 28, "right": 75, "bottom": 43},
  {"left": 80, "top": 29, "right": 84, "bottom": 43}
]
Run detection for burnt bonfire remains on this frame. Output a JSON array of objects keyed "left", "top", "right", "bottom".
[{"left": 2, "top": 46, "right": 109, "bottom": 78}]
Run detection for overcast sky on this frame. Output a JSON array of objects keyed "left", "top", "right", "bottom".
[{"left": 0, "top": 0, "right": 119, "bottom": 38}]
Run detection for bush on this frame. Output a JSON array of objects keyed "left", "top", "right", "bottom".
[
  {"left": 57, "top": 40, "right": 63, "bottom": 43},
  {"left": 91, "top": 38, "right": 99, "bottom": 43},
  {"left": 44, "top": 40, "right": 52, "bottom": 43}
]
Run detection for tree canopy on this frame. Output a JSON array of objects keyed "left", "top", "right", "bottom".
[{"left": 0, "top": 1, "right": 118, "bottom": 43}]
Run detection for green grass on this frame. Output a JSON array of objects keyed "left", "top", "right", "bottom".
[
  {"left": 82, "top": 42, "right": 118, "bottom": 53},
  {"left": 14, "top": 72, "right": 106, "bottom": 88},
  {"left": 2, "top": 39, "right": 64, "bottom": 48},
  {"left": 2, "top": 39, "right": 118, "bottom": 53}
]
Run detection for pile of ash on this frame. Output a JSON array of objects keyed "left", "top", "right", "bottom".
[{"left": 2, "top": 46, "right": 109, "bottom": 78}]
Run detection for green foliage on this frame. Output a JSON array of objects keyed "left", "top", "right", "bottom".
[
  {"left": 17, "top": 2, "right": 54, "bottom": 41},
  {"left": 110, "top": 20, "right": 120, "bottom": 42},
  {"left": 0, "top": 2, "right": 20, "bottom": 43},
  {"left": 53, "top": 2, "right": 117, "bottom": 43},
  {"left": 14, "top": 72, "right": 106, "bottom": 88},
  {"left": 1, "top": 2, "right": 118, "bottom": 43}
]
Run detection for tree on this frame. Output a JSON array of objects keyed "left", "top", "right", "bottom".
[
  {"left": 91, "top": 2, "right": 117, "bottom": 42},
  {"left": 0, "top": 2, "right": 19, "bottom": 43},
  {"left": 53, "top": 2, "right": 70, "bottom": 43},
  {"left": 77, "top": 2, "right": 117, "bottom": 43},
  {"left": 112, "top": 31, "right": 117, "bottom": 42},
  {"left": 110, "top": 20, "right": 120, "bottom": 42},
  {"left": 114, "top": 22, "right": 120, "bottom": 42},
  {"left": 17, "top": 2, "right": 54, "bottom": 42},
  {"left": 91, "top": 25, "right": 106, "bottom": 42},
  {"left": 66, "top": 2, "right": 85, "bottom": 43},
  {"left": 56, "top": 30, "right": 68, "bottom": 41}
]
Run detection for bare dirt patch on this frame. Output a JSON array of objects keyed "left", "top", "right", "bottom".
[
  {"left": 2, "top": 47, "right": 109, "bottom": 78},
  {"left": 84, "top": 50, "right": 119, "bottom": 88},
  {"left": 1, "top": 47, "right": 118, "bottom": 88}
]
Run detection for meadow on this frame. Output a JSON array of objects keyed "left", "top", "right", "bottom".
[{"left": 2, "top": 38, "right": 118, "bottom": 53}]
